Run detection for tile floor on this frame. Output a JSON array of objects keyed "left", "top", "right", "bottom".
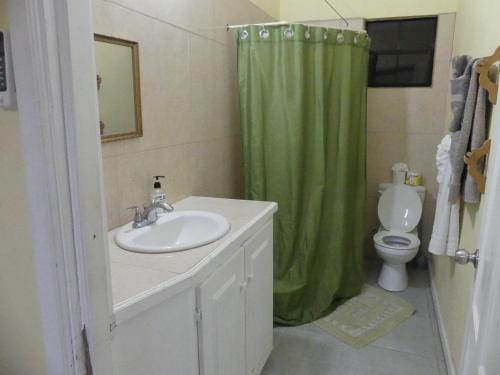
[{"left": 262, "top": 261, "right": 448, "bottom": 375}]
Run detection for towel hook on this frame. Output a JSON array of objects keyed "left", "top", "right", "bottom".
[
  {"left": 477, "top": 46, "right": 500, "bottom": 105},
  {"left": 464, "top": 139, "right": 492, "bottom": 193}
]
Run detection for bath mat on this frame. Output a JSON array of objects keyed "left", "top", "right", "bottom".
[{"left": 315, "top": 285, "right": 415, "bottom": 348}]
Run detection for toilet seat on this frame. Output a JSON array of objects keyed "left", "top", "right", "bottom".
[
  {"left": 373, "top": 230, "right": 420, "bottom": 251},
  {"left": 378, "top": 185, "right": 422, "bottom": 233}
]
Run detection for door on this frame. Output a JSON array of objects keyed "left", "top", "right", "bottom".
[
  {"left": 460, "top": 114, "right": 500, "bottom": 375},
  {"left": 197, "top": 246, "right": 246, "bottom": 375},
  {"left": 244, "top": 221, "right": 274, "bottom": 375},
  {"left": 8, "top": 0, "right": 114, "bottom": 373}
]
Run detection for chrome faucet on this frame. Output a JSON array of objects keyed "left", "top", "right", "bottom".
[{"left": 127, "top": 199, "right": 174, "bottom": 229}]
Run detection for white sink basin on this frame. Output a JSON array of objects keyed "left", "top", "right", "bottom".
[{"left": 115, "top": 210, "right": 230, "bottom": 254}]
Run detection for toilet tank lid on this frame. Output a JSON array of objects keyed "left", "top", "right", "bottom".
[
  {"left": 378, "top": 183, "right": 426, "bottom": 194},
  {"left": 378, "top": 185, "right": 422, "bottom": 233}
]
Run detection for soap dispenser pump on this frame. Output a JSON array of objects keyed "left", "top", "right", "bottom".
[{"left": 151, "top": 176, "right": 166, "bottom": 214}]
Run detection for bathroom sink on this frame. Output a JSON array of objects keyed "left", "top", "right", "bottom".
[{"left": 115, "top": 210, "right": 230, "bottom": 254}]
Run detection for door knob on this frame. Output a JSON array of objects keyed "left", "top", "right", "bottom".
[{"left": 454, "top": 249, "right": 479, "bottom": 268}]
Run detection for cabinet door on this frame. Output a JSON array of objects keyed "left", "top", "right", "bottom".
[
  {"left": 112, "top": 290, "right": 199, "bottom": 375},
  {"left": 197, "top": 247, "right": 246, "bottom": 375},
  {"left": 244, "top": 221, "right": 274, "bottom": 375}
]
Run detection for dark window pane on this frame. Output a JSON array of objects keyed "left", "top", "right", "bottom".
[
  {"left": 367, "top": 17, "right": 437, "bottom": 87},
  {"left": 399, "top": 18, "right": 437, "bottom": 51},
  {"left": 397, "top": 52, "right": 434, "bottom": 84},
  {"left": 369, "top": 54, "right": 398, "bottom": 85},
  {"left": 367, "top": 20, "right": 399, "bottom": 52}
]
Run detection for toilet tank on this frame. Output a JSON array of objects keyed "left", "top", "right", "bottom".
[{"left": 378, "top": 183, "right": 426, "bottom": 205}]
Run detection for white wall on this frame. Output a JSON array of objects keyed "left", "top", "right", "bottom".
[
  {"left": 0, "top": 2, "right": 48, "bottom": 374},
  {"left": 430, "top": 0, "right": 500, "bottom": 371},
  {"left": 280, "top": 0, "right": 457, "bottom": 21},
  {"left": 250, "top": 0, "right": 280, "bottom": 20}
]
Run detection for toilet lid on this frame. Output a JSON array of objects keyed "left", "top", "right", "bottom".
[{"left": 378, "top": 185, "right": 422, "bottom": 232}]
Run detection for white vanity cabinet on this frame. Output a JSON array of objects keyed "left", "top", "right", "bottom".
[
  {"left": 244, "top": 221, "right": 273, "bottom": 375},
  {"left": 112, "top": 290, "right": 199, "bottom": 375},
  {"left": 197, "top": 221, "right": 274, "bottom": 375},
  {"left": 109, "top": 197, "right": 277, "bottom": 375},
  {"left": 197, "top": 247, "right": 247, "bottom": 375}
]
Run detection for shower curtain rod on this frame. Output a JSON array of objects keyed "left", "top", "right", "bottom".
[
  {"left": 226, "top": 21, "right": 292, "bottom": 30},
  {"left": 226, "top": 0, "right": 354, "bottom": 31},
  {"left": 225, "top": 20, "right": 366, "bottom": 33}
]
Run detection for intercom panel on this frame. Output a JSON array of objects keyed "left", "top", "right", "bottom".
[{"left": 0, "top": 29, "right": 16, "bottom": 110}]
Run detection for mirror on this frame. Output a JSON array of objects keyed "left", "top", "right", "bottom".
[{"left": 94, "top": 34, "right": 143, "bottom": 142}]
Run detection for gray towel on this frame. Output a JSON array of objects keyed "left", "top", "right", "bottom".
[
  {"left": 448, "top": 57, "right": 488, "bottom": 204},
  {"left": 449, "top": 56, "right": 474, "bottom": 132}
]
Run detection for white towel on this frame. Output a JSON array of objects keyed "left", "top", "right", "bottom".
[{"left": 429, "top": 135, "right": 460, "bottom": 256}]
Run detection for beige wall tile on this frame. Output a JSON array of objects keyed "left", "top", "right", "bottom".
[
  {"left": 365, "top": 195, "right": 379, "bottom": 257},
  {"left": 367, "top": 89, "right": 411, "bottom": 133},
  {"left": 435, "top": 13, "right": 456, "bottom": 63},
  {"left": 96, "top": 0, "right": 271, "bottom": 229},
  {"left": 367, "top": 131, "right": 408, "bottom": 196},
  {"left": 366, "top": 14, "right": 455, "bottom": 254},
  {"left": 187, "top": 34, "right": 217, "bottom": 142},
  {"left": 102, "top": 156, "right": 121, "bottom": 229}
]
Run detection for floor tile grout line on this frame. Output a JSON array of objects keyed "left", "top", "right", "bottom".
[{"left": 368, "top": 339, "right": 443, "bottom": 364}]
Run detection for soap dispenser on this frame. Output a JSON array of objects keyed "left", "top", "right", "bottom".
[{"left": 151, "top": 176, "right": 167, "bottom": 214}]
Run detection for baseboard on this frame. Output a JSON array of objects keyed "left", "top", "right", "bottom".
[{"left": 428, "top": 262, "right": 457, "bottom": 375}]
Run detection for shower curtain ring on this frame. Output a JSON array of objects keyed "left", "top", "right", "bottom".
[
  {"left": 259, "top": 25, "right": 270, "bottom": 39},
  {"left": 240, "top": 27, "right": 249, "bottom": 40},
  {"left": 284, "top": 24, "right": 294, "bottom": 39},
  {"left": 354, "top": 31, "right": 360, "bottom": 44},
  {"left": 336, "top": 30, "right": 344, "bottom": 43},
  {"left": 305, "top": 26, "right": 311, "bottom": 40}
]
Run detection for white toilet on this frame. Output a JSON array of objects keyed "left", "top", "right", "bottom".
[{"left": 373, "top": 184, "right": 425, "bottom": 292}]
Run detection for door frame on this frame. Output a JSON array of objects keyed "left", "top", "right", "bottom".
[
  {"left": 8, "top": 0, "right": 113, "bottom": 374},
  {"left": 459, "top": 112, "right": 500, "bottom": 374}
]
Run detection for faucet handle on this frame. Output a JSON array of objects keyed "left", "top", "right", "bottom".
[
  {"left": 152, "top": 194, "right": 167, "bottom": 204},
  {"left": 127, "top": 206, "right": 143, "bottom": 222}
]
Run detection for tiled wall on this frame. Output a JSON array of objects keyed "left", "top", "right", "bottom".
[
  {"left": 366, "top": 13, "right": 456, "bottom": 254},
  {"left": 93, "top": 0, "right": 274, "bottom": 229}
]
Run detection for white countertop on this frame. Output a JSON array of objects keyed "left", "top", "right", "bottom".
[{"left": 108, "top": 196, "right": 277, "bottom": 323}]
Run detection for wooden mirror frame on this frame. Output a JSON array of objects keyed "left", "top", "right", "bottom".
[{"left": 94, "top": 34, "right": 143, "bottom": 143}]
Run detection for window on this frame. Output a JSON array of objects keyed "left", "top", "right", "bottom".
[{"left": 367, "top": 17, "right": 437, "bottom": 87}]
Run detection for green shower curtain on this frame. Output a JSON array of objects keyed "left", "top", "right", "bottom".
[{"left": 237, "top": 25, "right": 370, "bottom": 325}]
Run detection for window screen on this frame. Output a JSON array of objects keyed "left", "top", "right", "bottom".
[{"left": 367, "top": 17, "right": 437, "bottom": 87}]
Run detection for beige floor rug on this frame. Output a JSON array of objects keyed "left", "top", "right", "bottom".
[{"left": 315, "top": 285, "right": 415, "bottom": 348}]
